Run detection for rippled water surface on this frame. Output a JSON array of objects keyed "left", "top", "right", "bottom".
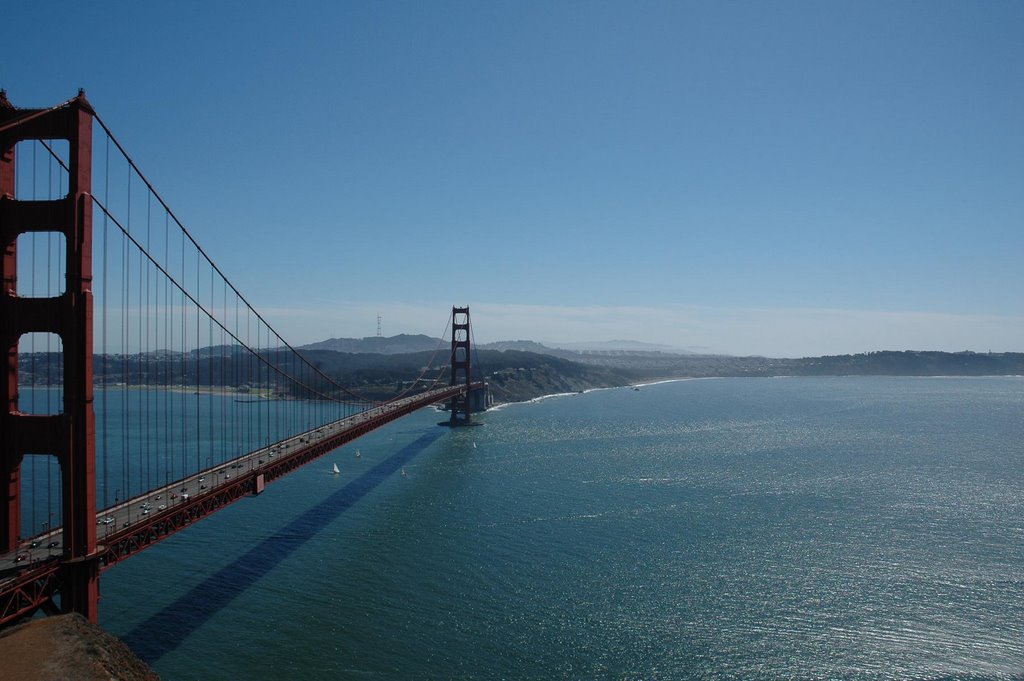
[{"left": 99, "top": 377, "right": 1024, "bottom": 679}]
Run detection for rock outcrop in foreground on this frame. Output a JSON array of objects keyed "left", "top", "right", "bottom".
[{"left": 0, "top": 613, "right": 159, "bottom": 681}]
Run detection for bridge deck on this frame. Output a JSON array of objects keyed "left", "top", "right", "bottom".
[{"left": 1, "top": 384, "right": 477, "bottom": 624}]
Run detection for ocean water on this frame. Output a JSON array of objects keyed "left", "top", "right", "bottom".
[{"left": 92, "top": 376, "right": 1024, "bottom": 679}]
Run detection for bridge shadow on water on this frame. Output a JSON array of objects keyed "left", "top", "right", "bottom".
[{"left": 121, "top": 430, "right": 445, "bottom": 663}]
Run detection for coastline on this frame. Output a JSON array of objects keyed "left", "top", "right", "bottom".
[
  {"left": 482, "top": 373, "right": 1024, "bottom": 411},
  {"left": 488, "top": 376, "right": 706, "bottom": 410}
]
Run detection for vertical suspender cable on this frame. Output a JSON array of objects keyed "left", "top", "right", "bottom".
[
  {"left": 195, "top": 247, "right": 201, "bottom": 474},
  {"left": 246, "top": 302, "right": 249, "bottom": 453},
  {"left": 164, "top": 211, "right": 171, "bottom": 487},
  {"left": 180, "top": 228, "right": 186, "bottom": 482},
  {"left": 145, "top": 192, "right": 152, "bottom": 495},
  {"left": 102, "top": 133, "right": 109, "bottom": 507},
  {"left": 235, "top": 294, "right": 240, "bottom": 461},
  {"left": 210, "top": 265, "right": 215, "bottom": 464},
  {"left": 123, "top": 171, "right": 131, "bottom": 499},
  {"left": 222, "top": 277, "right": 227, "bottom": 457}
]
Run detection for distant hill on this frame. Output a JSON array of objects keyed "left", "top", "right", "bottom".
[
  {"left": 554, "top": 348, "right": 1024, "bottom": 380},
  {"left": 548, "top": 340, "right": 693, "bottom": 354},
  {"left": 301, "top": 334, "right": 444, "bottom": 355},
  {"left": 477, "top": 340, "right": 555, "bottom": 353},
  {"left": 288, "top": 336, "right": 1024, "bottom": 401},
  {"left": 785, "top": 350, "right": 1024, "bottom": 377}
]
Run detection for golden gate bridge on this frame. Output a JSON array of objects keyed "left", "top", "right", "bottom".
[{"left": 0, "top": 91, "right": 486, "bottom": 627}]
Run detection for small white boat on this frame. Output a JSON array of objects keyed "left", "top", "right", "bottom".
[
  {"left": 355, "top": 450, "right": 361, "bottom": 459},
  {"left": 332, "top": 463, "right": 340, "bottom": 475},
  {"left": 401, "top": 468, "right": 407, "bottom": 477},
  {"left": 472, "top": 441, "right": 477, "bottom": 449}
]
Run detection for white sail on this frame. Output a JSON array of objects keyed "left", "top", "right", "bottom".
[{"left": 332, "top": 463, "right": 340, "bottom": 474}]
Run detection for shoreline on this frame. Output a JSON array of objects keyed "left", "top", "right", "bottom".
[
  {"left": 483, "top": 373, "right": 1024, "bottom": 411},
  {"left": 488, "top": 376, "right": 706, "bottom": 410}
]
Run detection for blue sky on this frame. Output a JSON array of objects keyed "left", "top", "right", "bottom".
[{"left": 5, "top": 1, "right": 1022, "bottom": 356}]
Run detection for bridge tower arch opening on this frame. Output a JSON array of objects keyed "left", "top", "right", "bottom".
[{"left": 1, "top": 91, "right": 99, "bottom": 622}]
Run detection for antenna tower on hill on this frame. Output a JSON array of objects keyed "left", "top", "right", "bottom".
[{"left": 377, "top": 313, "right": 382, "bottom": 337}]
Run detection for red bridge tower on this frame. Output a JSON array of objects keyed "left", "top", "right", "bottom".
[
  {"left": 0, "top": 91, "right": 100, "bottom": 621},
  {"left": 449, "top": 307, "right": 473, "bottom": 426}
]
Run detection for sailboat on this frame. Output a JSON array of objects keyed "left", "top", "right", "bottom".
[
  {"left": 332, "top": 463, "right": 340, "bottom": 475},
  {"left": 355, "top": 449, "right": 362, "bottom": 459},
  {"left": 472, "top": 441, "right": 477, "bottom": 449}
]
